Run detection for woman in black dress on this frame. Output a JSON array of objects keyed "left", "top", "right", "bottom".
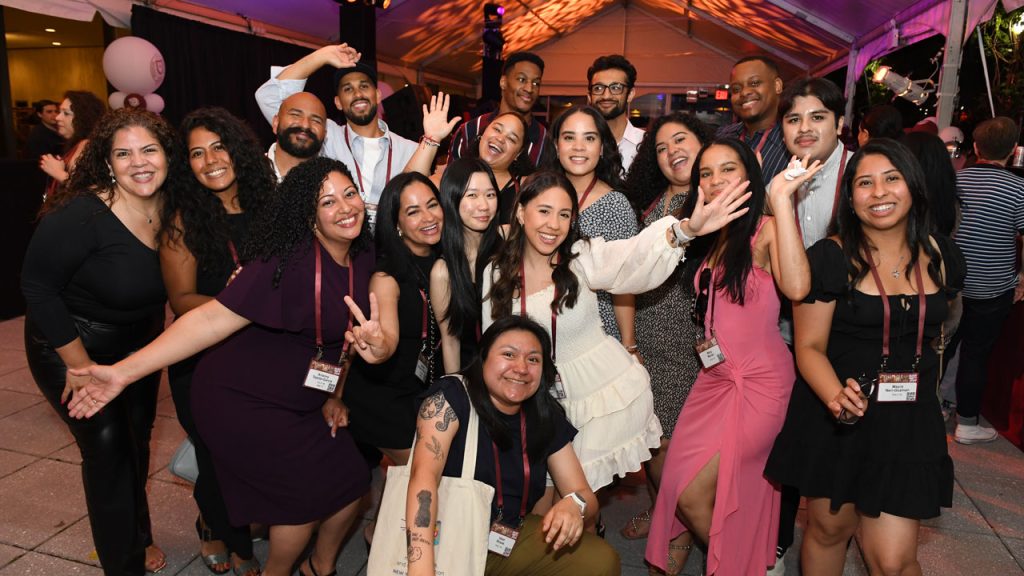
[
  {"left": 22, "top": 108, "right": 175, "bottom": 575},
  {"left": 159, "top": 107, "right": 274, "bottom": 575},
  {"left": 765, "top": 138, "right": 965, "bottom": 575},
  {"left": 68, "top": 158, "right": 377, "bottom": 576}
]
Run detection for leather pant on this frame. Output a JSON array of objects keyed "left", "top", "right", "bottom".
[{"left": 25, "top": 313, "right": 163, "bottom": 576}]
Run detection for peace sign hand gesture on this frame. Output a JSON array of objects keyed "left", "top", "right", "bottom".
[
  {"left": 421, "top": 91, "right": 461, "bottom": 143},
  {"left": 344, "top": 293, "right": 389, "bottom": 363}
]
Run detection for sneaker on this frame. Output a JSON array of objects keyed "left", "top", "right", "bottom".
[
  {"left": 766, "top": 547, "right": 785, "bottom": 576},
  {"left": 955, "top": 422, "right": 998, "bottom": 444}
]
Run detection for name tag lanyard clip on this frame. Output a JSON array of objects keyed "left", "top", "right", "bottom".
[
  {"left": 313, "top": 239, "right": 354, "bottom": 364},
  {"left": 867, "top": 258, "right": 926, "bottom": 375}
]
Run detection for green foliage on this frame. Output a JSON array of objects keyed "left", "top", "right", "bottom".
[{"left": 970, "top": 4, "right": 1024, "bottom": 119}]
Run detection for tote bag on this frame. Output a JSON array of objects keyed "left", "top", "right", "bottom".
[{"left": 367, "top": 378, "right": 494, "bottom": 576}]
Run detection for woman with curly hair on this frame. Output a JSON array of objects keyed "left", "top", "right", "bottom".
[
  {"left": 616, "top": 113, "right": 710, "bottom": 551},
  {"left": 546, "top": 105, "right": 637, "bottom": 343},
  {"left": 39, "top": 90, "right": 106, "bottom": 199},
  {"left": 159, "top": 107, "right": 274, "bottom": 575},
  {"left": 429, "top": 157, "right": 502, "bottom": 373},
  {"left": 405, "top": 92, "right": 533, "bottom": 224},
  {"left": 22, "top": 107, "right": 175, "bottom": 575},
  {"left": 67, "top": 158, "right": 378, "bottom": 576},
  {"left": 481, "top": 170, "right": 749, "bottom": 513}
]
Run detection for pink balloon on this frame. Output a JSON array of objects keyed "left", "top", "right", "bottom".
[
  {"left": 144, "top": 93, "right": 165, "bottom": 114},
  {"left": 103, "top": 37, "right": 165, "bottom": 94},
  {"left": 108, "top": 91, "right": 127, "bottom": 110}
]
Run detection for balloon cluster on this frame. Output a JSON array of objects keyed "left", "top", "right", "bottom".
[{"left": 102, "top": 37, "right": 166, "bottom": 113}]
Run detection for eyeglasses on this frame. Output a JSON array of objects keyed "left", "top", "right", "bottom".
[
  {"left": 690, "top": 268, "right": 712, "bottom": 326},
  {"left": 589, "top": 82, "right": 629, "bottom": 96}
]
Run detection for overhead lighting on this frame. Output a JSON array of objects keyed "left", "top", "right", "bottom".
[
  {"left": 51, "top": 41, "right": 62, "bottom": 46},
  {"left": 871, "top": 66, "right": 934, "bottom": 105},
  {"left": 44, "top": 28, "right": 56, "bottom": 33},
  {"left": 1012, "top": 15, "right": 1024, "bottom": 36}
]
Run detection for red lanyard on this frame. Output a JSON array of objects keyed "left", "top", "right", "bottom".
[
  {"left": 742, "top": 125, "right": 773, "bottom": 154},
  {"left": 314, "top": 239, "right": 355, "bottom": 361},
  {"left": 344, "top": 125, "right": 393, "bottom": 198},
  {"left": 641, "top": 191, "right": 665, "bottom": 223},
  {"left": 519, "top": 262, "right": 558, "bottom": 362},
  {"left": 866, "top": 257, "right": 926, "bottom": 368},
  {"left": 578, "top": 175, "right": 598, "bottom": 209},
  {"left": 227, "top": 239, "right": 239, "bottom": 267},
  {"left": 793, "top": 150, "right": 847, "bottom": 243},
  {"left": 418, "top": 289, "right": 429, "bottom": 341},
  {"left": 702, "top": 265, "right": 719, "bottom": 334},
  {"left": 492, "top": 410, "right": 530, "bottom": 523}
]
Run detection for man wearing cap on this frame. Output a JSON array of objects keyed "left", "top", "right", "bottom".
[
  {"left": 587, "top": 54, "right": 644, "bottom": 172},
  {"left": 255, "top": 44, "right": 417, "bottom": 228},
  {"left": 447, "top": 51, "right": 549, "bottom": 167},
  {"left": 266, "top": 92, "right": 328, "bottom": 182},
  {"left": 717, "top": 55, "right": 789, "bottom": 183}
]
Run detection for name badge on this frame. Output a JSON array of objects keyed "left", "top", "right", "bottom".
[
  {"left": 695, "top": 336, "right": 726, "bottom": 369},
  {"left": 303, "top": 358, "right": 341, "bottom": 393},
  {"left": 365, "top": 203, "right": 378, "bottom": 228},
  {"left": 487, "top": 521, "right": 519, "bottom": 557},
  {"left": 876, "top": 372, "right": 918, "bottom": 402},
  {"left": 550, "top": 371, "right": 567, "bottom": 400},
  {"left": 415, "top": 347, "right": 430, "bottom": 384}
]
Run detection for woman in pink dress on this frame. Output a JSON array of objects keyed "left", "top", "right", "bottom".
[{"left": 646, "top": 138, "right": 821, "bottom": 575}]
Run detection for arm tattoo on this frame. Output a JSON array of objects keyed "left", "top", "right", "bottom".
[
  {"left": 435, "top": 406, "right": 457, "bottom": 431},
  {"left": 419, "top": 391, "right": 445, "bottom": 419},
  {"left": 425, "top": 436, "right": 443, "bottom": 461},
  {"left": 415, "top": 490, "right": 432, "bottom": 528}
]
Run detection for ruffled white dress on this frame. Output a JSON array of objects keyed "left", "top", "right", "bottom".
[{"left": 481, "top": 216, "right": 685, "bottom": 490}]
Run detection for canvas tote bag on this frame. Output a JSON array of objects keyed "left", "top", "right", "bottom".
[{"left": 367, "top": 377, "right": 494, "bottom": 575}]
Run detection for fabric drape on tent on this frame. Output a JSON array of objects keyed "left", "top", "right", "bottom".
[
  {"left": 130, "top": 5, "right": 338, "bottom": 143},
  {"left": 0, "top": 0, "right": 130, "bottom": 27}
]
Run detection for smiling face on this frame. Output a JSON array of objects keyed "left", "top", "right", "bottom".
[
  {"left": 273, "top": 92, "right": 326, "bottom": 159},
  {"left": 698, "top": 144, "right": 747, "bottom": 203},
  {"left": 588, "top": 68, "right": 633, "bottom": 121},
  {"left": 555, "top": 111, "right": 601, "bottom": 179},
  {"left": 396, "top": 181, "right": 443, "bottom": 256},
  {"left": 782, "top": 94, "right": 843, "bottom": 164},
  {"left": 56, "top": 98, "right": 74, "bottom": 139},
  {"left": 460, "top": 171, "right": 498, "bottom": 233},
  {"left": 655, "top": 122, "right": 703, "bottom": 188},
  {"left": 314, "top": 171, "right": 365, "bottom": 247},
  {"left": 187, "top": 127, "right": 237, "bottom": 194},
  {"left": 515, "top": 185, "right": 574, "bottom": 257},
  {"left": 850, "top": 153, "right": 912, "bottom": 231},
  {"left": 335, "top": 72, "right": 380, "bottom": 127},
  {"left": 729, "top": 59, "right": 782, "bottom": 126},
  {"left": 500, "top": 61, "right": 542, "bottom": 115},
  {"left": 109, "top": 126, "right": 168, "bottom": 200},
  {"left": 478, "top": 114, "right": 525, "bottom": 170},
  {"left": 483, "top": 329, "right": 544, "bottom": 414}
]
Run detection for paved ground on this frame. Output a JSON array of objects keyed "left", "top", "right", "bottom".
[{"left": 1, "top": 314, "right": 1022, "bottom": 575}]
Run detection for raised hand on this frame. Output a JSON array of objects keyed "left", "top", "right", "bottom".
[
  {"left": 684, "top": 180, "right": 753, "bottom": 237},
  {"left": 66, "top": 364, "right": 131, "bottom": 419},
  {"left": 421, "top": 91, "right": 461, "bottom": 142},
  {"left": 767, "top": 154, "right": 824, "bottom": 207},
  {"left": 315, "top": 43, "right": 362, "bottom": 69},
  {"left": 344, "top": 293, "right": 388, "bottom": 362}
]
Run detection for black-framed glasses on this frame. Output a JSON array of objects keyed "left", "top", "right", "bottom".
[
  {"left": 589, "top": 82, "right": 629, "bottom": 96},
  {"left": 690, "top": 268, "right": 712, "bottom": 326}
]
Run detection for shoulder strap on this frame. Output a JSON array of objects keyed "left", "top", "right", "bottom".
[{"left": 455, "top": 375, "right": 481, "bottom": 479}]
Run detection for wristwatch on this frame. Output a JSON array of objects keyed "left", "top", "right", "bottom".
[{"left": 564, "top": 491, "right": 587, "bottom": 517}]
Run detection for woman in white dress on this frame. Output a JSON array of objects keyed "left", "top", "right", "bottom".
[{"left": 480, "top": 170, "right": 751, "bottom": 504}]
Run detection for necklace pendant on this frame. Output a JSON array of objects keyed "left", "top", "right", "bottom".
[{"left": 892, "top": 269, "right": 900, "bottom": 279}]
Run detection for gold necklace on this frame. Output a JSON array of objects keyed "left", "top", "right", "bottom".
[{"left": 124, "top": 198, "right": 157, "bottom": 224}]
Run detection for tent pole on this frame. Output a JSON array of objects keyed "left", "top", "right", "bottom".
[
  {"left": 936, "top": 0, "right": 968, "bottom": 129},
  {"left": 842, "top": 46, "right": 859, "bottom": 127},
  {"left": 976, "top": 31, "right": 997, "bottom": 118}
]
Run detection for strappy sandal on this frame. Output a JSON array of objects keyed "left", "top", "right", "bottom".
[
  {"left": 145, "top": 545, "right": 168, "bottom": 574},
  {"left": 620, "top": 508, "right": 652, "bottom": 540},
  {"left": 295, "top": 557, "right": 337, "bottom": 576},
  {"left": 232, "top": 556, "right": 261, "bottom": 576},
  {"left": 195, "top": 516, "right": 231, "bottom": 575},
  {"left": 648, "top": 542, "right": 693, "bottom": 576}
]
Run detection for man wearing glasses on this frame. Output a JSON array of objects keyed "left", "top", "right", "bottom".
[{"left": 587, "top": 54, "right": 645, "bottom": 172}]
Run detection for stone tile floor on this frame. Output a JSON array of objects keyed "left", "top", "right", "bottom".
[{"left": 0, "top": 314, "right": 1021, "bottom": 575}]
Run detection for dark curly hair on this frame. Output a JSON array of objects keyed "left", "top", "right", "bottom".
[
  {"left": 241, "top": 157, "right": 370, "bottom": 287},
  {"left": 545, "top": 105, "right": 624, "bottom": 192},
  {"left": 487, "top": 170, "right": 581, "bottom": 319},
  {"left": 161, "top": 107, "right": 276, "bottom": 278},
  {"left": 62, "top": 90, "right": 106, "bottom": 154},
  {"left": 623, "top": 112, "right": 711, "bottom": 224},
  {"left": 41, "top": 107, "right": 177, "bottom": 216}
]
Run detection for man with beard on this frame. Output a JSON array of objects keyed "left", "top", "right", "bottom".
[
  {"left": 255, "top": 44, "right": 417, "bottom": 228},
  {"left": 266, "top": 92, "right": 327, "bottom": 181},
  {"left": 447, "top": 51, "right": 548, "bottom": 167},
  {"left": 716, "top": 55, "right": 789, "bottom": 183},
  {"left": 587, "top": 54, "right": 644, "bottom": 172}
]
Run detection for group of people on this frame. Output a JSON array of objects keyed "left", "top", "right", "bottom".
[{"left": 20, "top": 38, "right": 1023, "bottom": 576}]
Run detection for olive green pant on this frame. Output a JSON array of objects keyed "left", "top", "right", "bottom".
[{"left": 484, "top": 514, "right": 621, "bottom": 576}]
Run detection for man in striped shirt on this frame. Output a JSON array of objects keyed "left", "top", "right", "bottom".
[
  {"left": 951, "top": 116, "right": 1024, "bottom": 444},
  {"left": 716, "top": 55, "right": 789, "bottom": 183}
]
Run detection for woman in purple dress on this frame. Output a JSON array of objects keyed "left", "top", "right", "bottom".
[{"left": 68, "top": 158, "right": 379, "bottom": 576}]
